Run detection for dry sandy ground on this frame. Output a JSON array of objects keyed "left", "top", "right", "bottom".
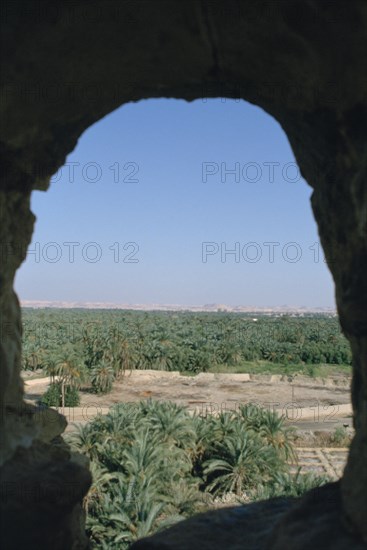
[{"left": 23, "top": 370, "right": 352, "bottom": 433}]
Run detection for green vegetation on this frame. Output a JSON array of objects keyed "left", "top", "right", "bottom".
[
  {"left": 39, "top": 381, "right": 80, "bottom": 407},
  {"left": 67, "top": 400, "right": 329, "bottom": 548},
  {"left": 22, "top": 309, "right": 351, "bottom": 402},
  {"left": 331, "top": 426, "right": 350, "bottom": 447},
  {"left": 248, "top": 469, "right": 329, "bottom": 501},
  {"left": 23, "top": 310, "right": 338, "bottom": 546},
  {"left": 207, "top": 360, "right": 351, "bottom": 377}
]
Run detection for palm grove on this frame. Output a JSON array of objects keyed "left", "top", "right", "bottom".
[
  {"left": 22, "top": 309, "right": 351, "bottom": 404},
  {"left": 21, "top": 309, "right": 350, "bottom": 546}
]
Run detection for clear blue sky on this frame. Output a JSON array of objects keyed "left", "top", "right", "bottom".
[{"left": 15, "top": 98, "right": 335, "bottom": 308}]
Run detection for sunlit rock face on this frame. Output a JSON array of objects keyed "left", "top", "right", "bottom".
[{"left": 1, "top": 1, "right": 366, "bottom": 548}]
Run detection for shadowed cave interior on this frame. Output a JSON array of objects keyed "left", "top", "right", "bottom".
[{"left": 1, "top": 1, "right": 366, "bottom": 548}]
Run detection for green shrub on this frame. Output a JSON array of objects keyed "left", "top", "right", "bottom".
[
  {"left": 39, "top": 381, "right": 80, "bottom": 407},
  {"left": 250, "top": 469, "right": 330, "bottom": 500},
  {"left": 305, "top": 364, "right": 317, "bottom": 377},
  {"left": 331, "top": 426, "right": 350, "bottom": 446}
]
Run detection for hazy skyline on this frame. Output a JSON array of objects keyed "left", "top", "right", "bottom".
[{"left": 15, "top": 98, "right": 335, "bottom": 308}]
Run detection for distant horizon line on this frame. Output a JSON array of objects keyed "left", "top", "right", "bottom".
[{"left": 20, "top": 300, "right": 337, "bottom": 313}]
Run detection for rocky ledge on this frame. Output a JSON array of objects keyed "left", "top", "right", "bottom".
[{"left": 131, "top": 482, "right": 366, "bottom": 550}]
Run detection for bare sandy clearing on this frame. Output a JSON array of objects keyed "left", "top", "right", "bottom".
[{"left": 23, "top": 369, "right": 352, "bottom": 432}]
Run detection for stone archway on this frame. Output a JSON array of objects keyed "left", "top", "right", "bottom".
[{"left": 1, "top": 1, "right": 366, "bottom": 548}]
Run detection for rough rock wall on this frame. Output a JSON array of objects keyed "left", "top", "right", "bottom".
[{"left": 1, "top": 1, "right": 366, "bottom": 547}]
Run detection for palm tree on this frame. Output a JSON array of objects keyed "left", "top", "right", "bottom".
[
  {"left": 91, "top": 361, "right": 115, "bottom": 394},
  {"left": 258, "top": 409, "right": 296, "bottom": 461},
  {"left": 104, "top": 404, "right": 140, "bottom": 443},
  {"left": 22, "top": 340, "right": 45, "bottom": 371},
  {"left": 203, "top": 426, "right": 281, "bottom": 496},
  {"left": 186, "top": 413, "right": 216, "bottom": 466},
  {"left": 55, "top": 346, "right": 86, "bottom": 406},
  {"left": 122, "top": 428, "right": 163, "bottom": 483},
  {"left": 44, "top": 356, "right": 58, "bottom": 384},
  {"left": 140, "top": 400, "right": 196, "bottom": 448},
  {"left": 67, "top": 423, "right": 102, "bottom": 461},
  {"left": 236, "top": 403, "right": 266, "bottom": 431},
  {"left": 102, "top": 337, "right": 136, "bottom": 379},
  {"left": 84, "top": 461, "right": 124, "bottom": 515},
  {"left": 212, "top": 411, "right": 237, "bottom": 440},
  {"left": 162, "top": 478, "right": 203, "bottom": 517}
]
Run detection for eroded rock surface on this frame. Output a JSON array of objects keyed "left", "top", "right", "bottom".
[
  {"left": 0, "top": 439, "right": 92, "bottom": 550},
  {"left": 131, "top": 483, "right": 366, "bottom": 550}
]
